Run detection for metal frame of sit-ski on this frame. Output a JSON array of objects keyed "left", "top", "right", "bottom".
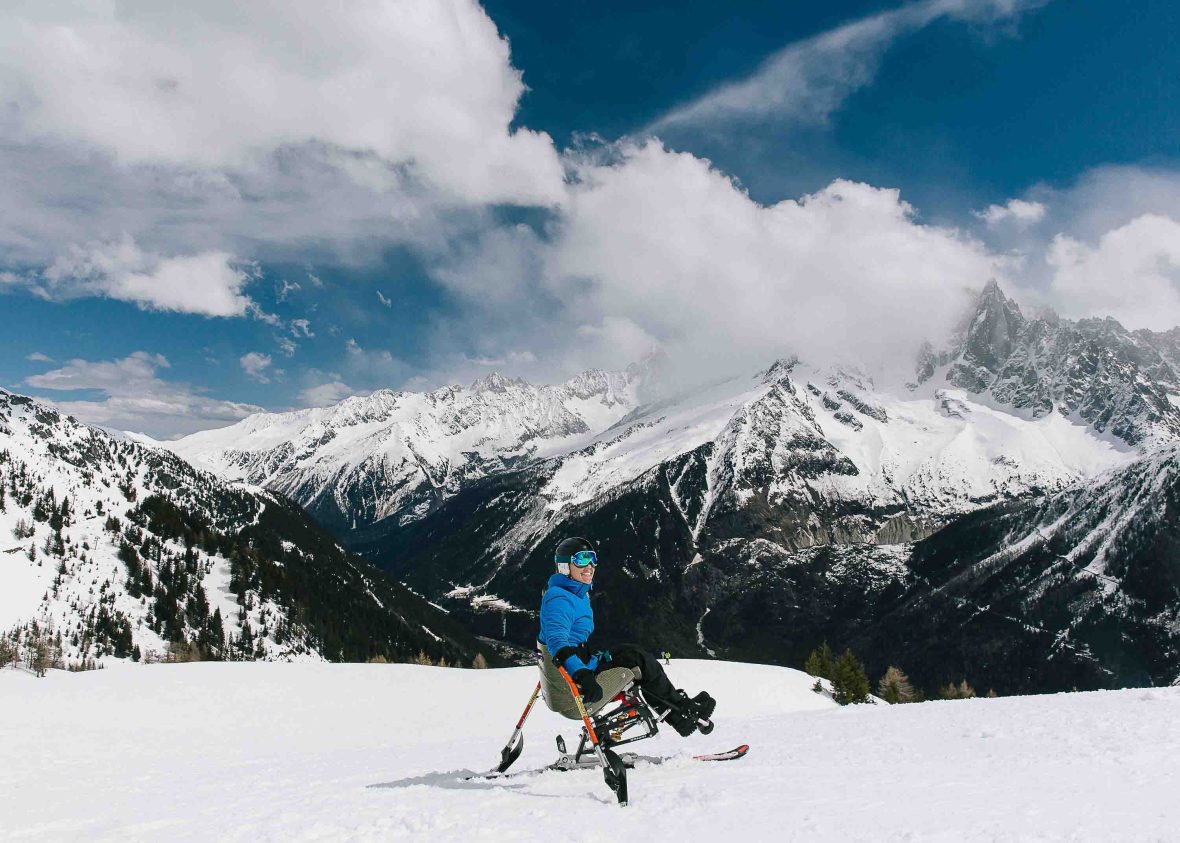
[{"left": 495, "top": 661, "right": 669, "bottom": 805}]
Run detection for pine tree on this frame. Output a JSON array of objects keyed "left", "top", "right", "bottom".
[
  {"left": 831, "top": 648, "right": 871, "bottom": 705},
  {"left": 472, "top": 653, "right": 488, "bottom": 669},
  {"left": 939, "top": 679, "right": 977, "bottom": 700},
  {"left": 804, "top": 641, "right": 835, "bottom": 679},
  {"left": 28, "top": 633, "right": 54, "bottom": 677},
  {"left": 877, "top": 665, "right": 917, "bottom": 704},
  {"left": 0, "top": 637, "right": 15, "bottom": 669}
]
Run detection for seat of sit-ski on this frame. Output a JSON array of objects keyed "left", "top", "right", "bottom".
[{"left": 538, "top": 644, "right": 638, "bottom": 719}]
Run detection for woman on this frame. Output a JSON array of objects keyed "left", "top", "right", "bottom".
[{"left": 538, "top": 536, "right": 716, "bottom": 736}]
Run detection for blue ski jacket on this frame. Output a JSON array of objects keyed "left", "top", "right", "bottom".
[{"left": 538, "top": 573, "right": 601, "bottom": 674}]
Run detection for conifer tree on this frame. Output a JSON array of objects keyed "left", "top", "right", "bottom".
[
  {"left": 877, "top": 665, "right": 917, "bottom": 704},
  {"left": 804, "top": 641, "right": 835, "bottom": 679},
  {"left": 939, "top": 679, "right": 977, "bottom": 700},
  {"left": 831, "top": 648, "right": 871, "bottom": 705}
]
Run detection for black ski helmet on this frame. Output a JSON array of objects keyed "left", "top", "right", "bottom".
[{"left": 554, "top": 536, "right": 595, "bottom": 576}]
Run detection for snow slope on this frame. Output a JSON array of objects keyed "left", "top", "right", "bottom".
[
  {"left": 540, "top": 364, "right": 1133, "bottom": 519},
  {"left": 2, "top": 660, "right": 1178, "bottom": 841},
  {"left": 0, "top": 388, "right": 490, "bottom": 668}
]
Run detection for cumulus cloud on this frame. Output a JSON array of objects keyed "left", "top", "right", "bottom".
[
  {"left": 299, "top": 381, "right": 358, "bottom": 407},
  {"left": 652, "top": 0, "right": 1047, "bottom": 132},
  {"left": 1047, "top": 214, "right": 1180, "bottom": 331},
  {"left": 974, "top": 165, "right": 1180, "bottom": 330},
  {"left": 343, "top": 339, "right": 409, "bottom": 385},
  {"left": 25, "top": 352, "right": 52, "bottom": 362},
  {"left": 239, "top": 352, "right": 274, "bottom": 383},
  {"left": 32, "top": 236, "right": 255, "bottom": 316},
  {"left": 0, "top": 0, "right": 563, "bottom": 207},
  {"left": 23, "top": 351, "right": 262, "bottom": 437},
  {"left": 976, "top": 198, "right": 1047, "bottom": 227},
  {"left": 377, "top": 291, "right": 393, "bottom": 308},
  {"left": 428, "top": 141, "right": 1001, "bottom": 388}
]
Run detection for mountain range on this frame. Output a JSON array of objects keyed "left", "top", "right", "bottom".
[
  {"left": 155, "top": 282, "right": 1180, "bottom": 692},
  {"left": 0, "top": 388, "right": 498, "bottom": 668},
  {"left": 4, "top": 282, "right": 1178, "bottom": 690}
]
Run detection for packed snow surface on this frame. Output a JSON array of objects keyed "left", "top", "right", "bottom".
[{"left": 3, "top": 660, "right": 1178, "bottom": 841}]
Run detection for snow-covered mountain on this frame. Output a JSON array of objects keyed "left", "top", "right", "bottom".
[
  {"left": 158, "top": 282, "right": 1180, "bottom": 692},
  {"left": 343, "top": 285, "right": 1180, "bottom": 692},
  {"left": 168, "top": 364, "right": 648, "bottom": 535},
  {"left": 920, "top": 280, "right": 1180, "bottom": 447},
  {"left": 0, "top": 388, "right": 497, "bottom": 668}
]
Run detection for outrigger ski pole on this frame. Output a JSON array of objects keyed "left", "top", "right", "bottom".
[{"left": 496, "top": 681, "right": 542, "bottom": 773}]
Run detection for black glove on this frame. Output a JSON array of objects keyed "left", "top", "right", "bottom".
[{"left": 572, "top": 669, "right": 603, "bottom": 704}]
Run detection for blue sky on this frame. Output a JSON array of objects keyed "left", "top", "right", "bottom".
[{"left": 2, "top": 0, "right": 1180, "bottom": 436}]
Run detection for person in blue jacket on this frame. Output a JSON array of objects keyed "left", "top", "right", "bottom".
[{"left": 539, "top": 536, "right": 716, "bottom": 736}]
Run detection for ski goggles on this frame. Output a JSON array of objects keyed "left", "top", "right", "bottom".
[{"left": 559, "top": 550, "right": 598, "bottom": 568}]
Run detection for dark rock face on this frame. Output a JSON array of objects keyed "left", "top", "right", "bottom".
[
  {"left": 929, "top": 282, "right": 1180, "bottom": 446},
  {"left": 356, "top": 445, "right": 1180, "bottom": 695},
  {"left": 344, "top": 284, "right": 1180, "bottom": 695},
  {"left": 171, "top": 282, "right": 1180, "bottom": 693}
]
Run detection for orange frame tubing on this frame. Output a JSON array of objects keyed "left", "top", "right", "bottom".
[{"left": 558, "top": 665, "right": 601, "bottom": 746}]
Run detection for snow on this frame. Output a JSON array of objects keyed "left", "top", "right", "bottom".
[
  {"left": 3, "top": 660, "right": 1178, "bottom": 841},
  {"left": 0, "top": 390, "right": 331, "bottom": 663},
  {"left": 540, "top": 364, "right": 1133, "bottom": 524},
  {"left": 166, "top": 368, "right": 643, "bottom": 528},
  {"left": 0, "top": 546, "right": 49, "bottom": 629}
]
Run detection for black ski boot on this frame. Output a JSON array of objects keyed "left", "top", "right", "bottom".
[
  {"left": 661, "top": 690, "right": 707, "bottom": 737},
  {"left": 691, "top": 691, "right": 716, "bottom": 721}
]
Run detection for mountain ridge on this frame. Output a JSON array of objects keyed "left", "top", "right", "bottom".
[{"left": 0, "top": 387, "right": 498, "bottom": 668}]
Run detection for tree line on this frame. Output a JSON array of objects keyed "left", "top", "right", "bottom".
[{"left": 803, "top": 641, "right": 996, "bottom": 704}]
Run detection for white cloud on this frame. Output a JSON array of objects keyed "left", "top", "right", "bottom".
[
  {"left": 556, "top": 143, "right": 998, "bottom": 378},
  {"left": 290, "top": 319, "right": 314, "bottom": 338},
  {"left": 976, "top": 198, "right": 1047, "bottom": 227},
  {"left": 23, "top": 352, "right": 262, "bottom": 437},
  {"left": 239, "top": 352, "right": 274, "bottom": 383},
  {"left": 299, "top": 381, "right": 358, "bottom": 407},
  {"left": 429, "top": 141, "right": 1002, "bottom": 387},
  {"left": 276, "top": 279, "right": 300, "bottom": 302},
  {"left": 25, "top": 352, "right": 52, "bottom": 363},
  {"left": 652, "top": 0, "right": 1047, "bottom": 132},
  {"left": 0, "top": 0, "right": 563, "bottom": 207},
  {"left": 1047, "top": 214, "right": 1180, "bottom": 331},
  {"left": 275, "top": 337, "right": 297, "bottom": 358},
  {"left": 341, "top": 339, "right": 407, "bottom": 385},
  {"left": 39, "top": 236, "right": 254, "bottom": 316},
  {"left": 377, "top": 291, "right": 393, "bottom": 308}
]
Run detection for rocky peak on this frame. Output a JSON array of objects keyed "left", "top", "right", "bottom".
[
  {"left": 946, "top": 280, "right": 1027, "bottom": 390},
  {"left": 469, "top": 372, "right": 522, "bottom": 394},
  {"left": 758, "top": 358, "right": 799, "bottom": 384},
  {"left": 917, "top": 281, "right": 1180, "bottom": 447}
]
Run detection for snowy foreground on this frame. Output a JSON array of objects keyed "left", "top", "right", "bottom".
[{"left": 2, "top": 661, "right": 1179, "bottom": 842}]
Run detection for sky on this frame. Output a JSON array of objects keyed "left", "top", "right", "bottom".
[{"left": 2, "top": 0, "right": 1179, "bottom": 437}]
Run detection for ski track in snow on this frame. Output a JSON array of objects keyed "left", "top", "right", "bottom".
[{"left": 2, "top": 660, "right": 1178, "bottom": 841}]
